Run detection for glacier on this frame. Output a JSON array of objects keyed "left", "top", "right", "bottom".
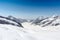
[
  {"left": 0, "top": 15, "right": 60, "bottom": 40},
  {"left": 0, "top": 22, "right": 60, "bottom": 40}
]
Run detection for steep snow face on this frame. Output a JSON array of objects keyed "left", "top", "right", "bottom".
[
  {"left": 0, "top": 16, "right": 23, "bottom": 27},
  {"left": 31, "top": 16, "right": 60, "bottom": 27},
  {"left": 0, "top": 17, "right": 18, "bottom": 25}
]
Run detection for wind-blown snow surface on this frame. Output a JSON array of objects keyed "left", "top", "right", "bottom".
[{"left": 0, "top": 22, "right": 60, "bottom": 40}]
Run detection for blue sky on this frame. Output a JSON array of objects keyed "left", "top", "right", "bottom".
[{"left": 0, "top": 0, "right": 60, "bottom": 19}]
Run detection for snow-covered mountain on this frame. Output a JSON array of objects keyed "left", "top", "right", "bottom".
[
  {"left": 0, "top": 16, "right": 23, "bottom": 27},
  {"left": 31, "top": 15, "right": 60, "bottom": 27},
  {"left": 22, "top": 15, "right": 60, "bottom": 32},
  {"left": 8, "top": 16, "right": 28, "bottom": 23},
  {"left": 1, "top": 15, "right": 60, "bottom": 40}
]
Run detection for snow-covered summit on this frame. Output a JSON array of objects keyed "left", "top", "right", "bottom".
[
  {"left": 29, "top": 15, "right": 60, "bottom": 27},
  {"left": 0, "top": 16, "right": 23, "bottom": 27}
]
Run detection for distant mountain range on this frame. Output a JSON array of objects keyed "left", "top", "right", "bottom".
[
  {"left": 0, "top": 15, "right": 60, "bottom": 40},
  {"left": 30, "top": 15, "right": 60, "bottom": 27},
  {"left": 0, "top": 15, "right": 60, "bottom": 28}
]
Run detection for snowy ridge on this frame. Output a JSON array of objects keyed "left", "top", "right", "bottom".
[
  {"left": 22, "top": 15, "right": 60, "bottom": 31},
  {"left": 8, "top": 16, "right": 28, "bottom": 23},
  {"left": 0, "top": 15, "right": 60, "bottom": 40},
  {"left": 0, "top": 17, "right": 18, "bottom": 25},
  {"left": 31, "top": 15, "right": 60, "bottom": 27},
  {"left": 0, "top": 16, "right": 23, "bottom": 27}
]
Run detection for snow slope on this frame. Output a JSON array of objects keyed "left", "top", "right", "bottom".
[
  {"left": 22, "top": 22, "right": 60, "bottom": 40},
  {"left": 0, "top": 24, "right": 35, "bottom": 40},
  {"left": 1, "top": 16, "right": 60, "bottom": 40},
  {"left": 0, "top": 22, "right": 60, "bottom": 40}
]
